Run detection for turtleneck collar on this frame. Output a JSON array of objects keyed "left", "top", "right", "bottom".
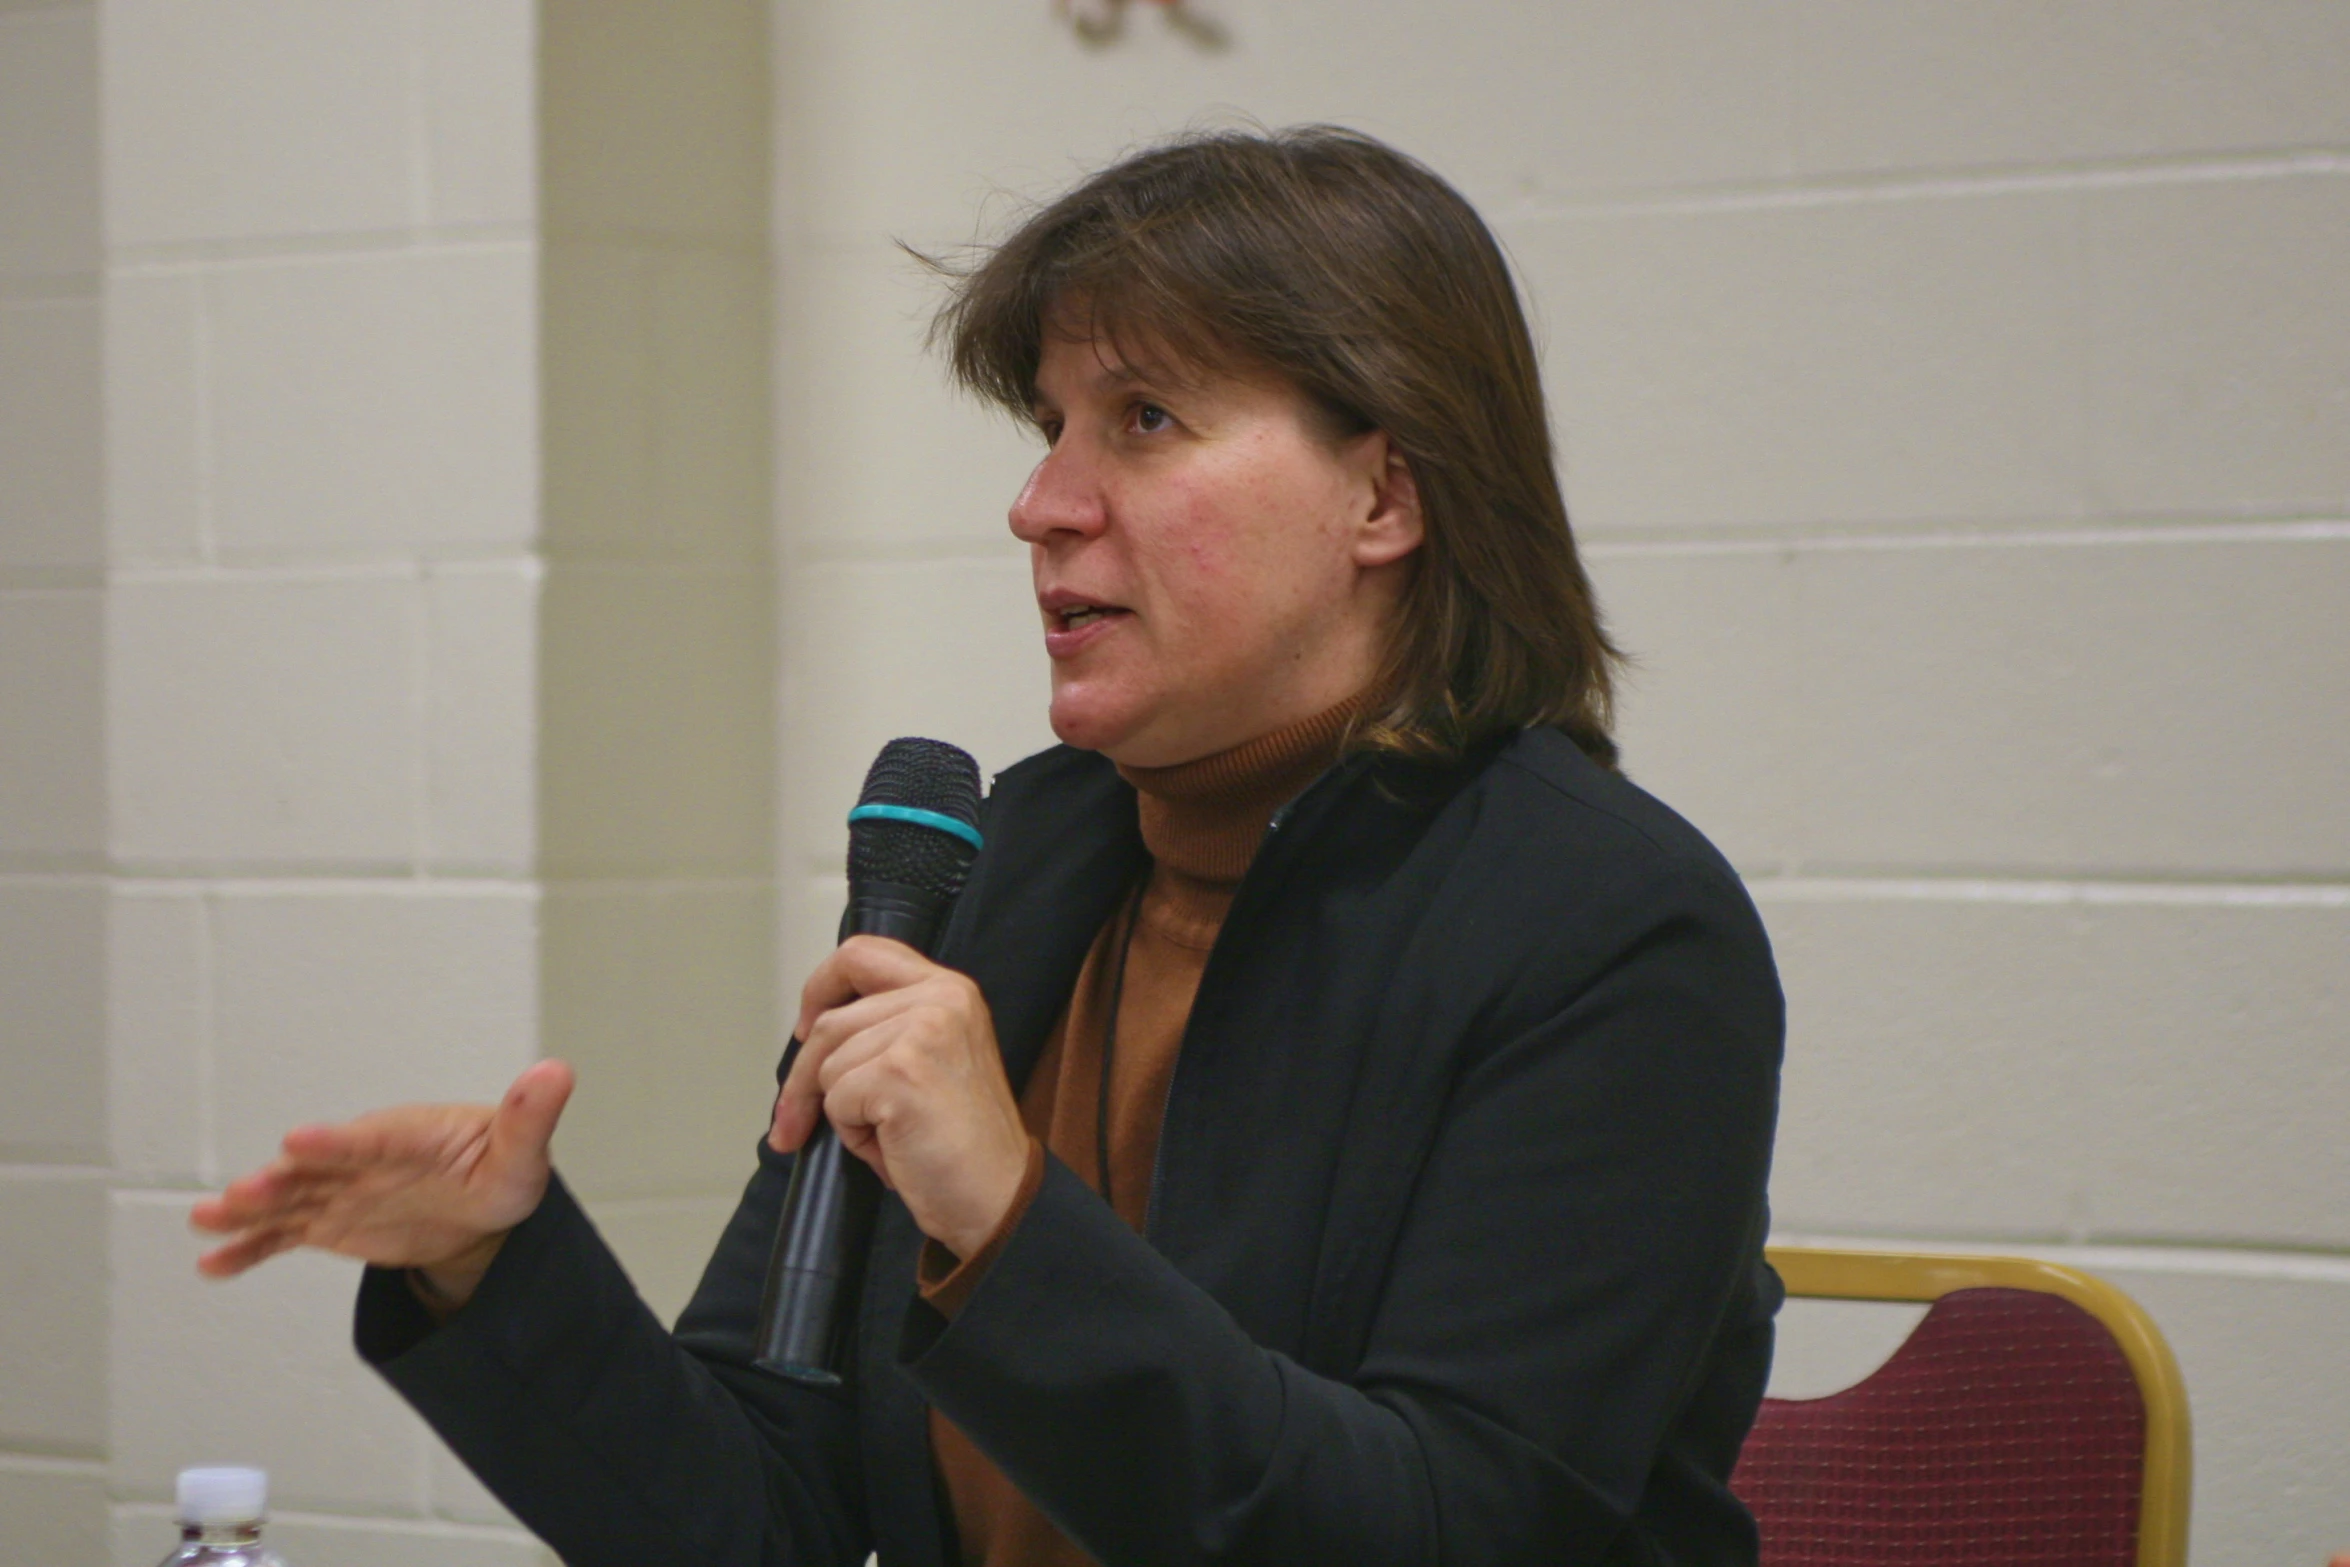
[{"left": 1115, "top": 692, "right": 1369, "bottom": 884}]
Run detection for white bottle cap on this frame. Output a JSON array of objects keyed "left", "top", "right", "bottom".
[{"left": 176, "top": 1467, "right": 267, "bottom": 1526}]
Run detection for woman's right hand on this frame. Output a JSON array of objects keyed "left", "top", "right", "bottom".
[{"left": 189, "top": 1059, "right": 575, "bottom": 1312}]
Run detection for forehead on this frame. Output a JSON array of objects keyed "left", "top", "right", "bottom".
[
  {"left": 1031, "top": 295, "right": 1252, "bottom": 402},
  {"left": 1026, "top": 295, "right": 1367, "bottom": 447}
]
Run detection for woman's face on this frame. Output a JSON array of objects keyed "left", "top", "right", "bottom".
[{"left": 1011, "top": 322, "right": 1423, "bottom": 768}]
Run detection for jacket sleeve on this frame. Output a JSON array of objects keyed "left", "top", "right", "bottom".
[
  {"left": 898, "top": 855, "right": 1783, "bottom": 1567},
  {"left": 355, "top": 1147, "right": 872, "bottom": 1567}
]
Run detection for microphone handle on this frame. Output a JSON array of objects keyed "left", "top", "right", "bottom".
[{"left": 753, "top": 883, "right": 957, "bottom": 1383}]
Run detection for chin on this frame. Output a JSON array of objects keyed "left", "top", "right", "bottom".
[
  {"left": 1047, "top": 685, "right": 1158, "bottom": 761},
  {"left": 1046, "top": 696, "right": 1125, "bottom": 756}
]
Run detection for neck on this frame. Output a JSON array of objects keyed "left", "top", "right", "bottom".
[{"left": 1117, "top": 691, "right": 1368, "bottom": 883}]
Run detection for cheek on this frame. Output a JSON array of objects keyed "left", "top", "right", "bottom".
[
  {"left": 1136, "top": 486, "right": 1244, "bottom": 606},
  {"left": 1138, "top": 455, "right": 1345, "bottom": 630},
  {"left": 1182, "top": 530, "right": 1232, "bottom": 584}
]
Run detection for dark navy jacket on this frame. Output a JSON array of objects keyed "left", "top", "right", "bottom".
[{"left": 358, "top": 728, "right": 1785, "bottom": 1566}]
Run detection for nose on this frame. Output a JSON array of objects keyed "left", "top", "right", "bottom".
[{"left": 1008, "top": 441, "right": 1107, "bottom": 545}]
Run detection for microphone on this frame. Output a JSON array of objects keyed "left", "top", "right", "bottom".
[{"left": 753, "top": 737, "right": 985, "bottom": 1384}]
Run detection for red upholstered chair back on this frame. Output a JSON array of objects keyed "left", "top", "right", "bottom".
[{"left": 1733, "top": 1255, "right": 2190, "bottom": 1567}]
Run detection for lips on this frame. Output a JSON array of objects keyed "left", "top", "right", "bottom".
[{"left": 1039, "top": 590, "right": 1131, "bottom": 659}]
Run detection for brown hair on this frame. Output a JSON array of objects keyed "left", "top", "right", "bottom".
[{"left": 930, "top": 125, "right": 1620, "bottom": 768}]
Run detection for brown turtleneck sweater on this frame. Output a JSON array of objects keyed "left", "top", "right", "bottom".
[{"left": 919, "top": 696, "right": 1362, "bottom": 1567}]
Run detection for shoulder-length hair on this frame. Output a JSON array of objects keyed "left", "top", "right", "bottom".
[{"left": 930, "top": 125, "right": 1620, "bottom": 768}]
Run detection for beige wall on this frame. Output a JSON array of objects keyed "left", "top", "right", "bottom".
[
  {"left": 1, "top": 0, "right": 107, "bottom": 1561},
  {"left": 768, "top": 4, "right": 2347, "bottom": 1566},
  {"left": 2, "top": 1, "right": 773, "bottom": 1562},
  {"left": 2, "top": 2, "right": 2344, "bottom": 1564}
]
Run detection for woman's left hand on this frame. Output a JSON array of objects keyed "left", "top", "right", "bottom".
[{"left": 771, "top": 936, "right": 1031, "bottom": 1259}]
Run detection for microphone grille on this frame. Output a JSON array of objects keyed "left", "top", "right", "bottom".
[
  {"left": 848, "top": 738, "right": 983, "bottom": 896},
  {"left": 856, "top": 737, "right": 983, "bottom": 820}
]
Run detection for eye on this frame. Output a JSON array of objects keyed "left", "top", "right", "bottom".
[
  {"left": 1033, "top": 414, "right": 1063, "bottom": 447},
  {"left": 1131, "top": 402, "right": 1172, "bottom": 435}
]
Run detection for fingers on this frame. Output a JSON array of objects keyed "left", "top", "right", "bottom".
[
  {"left": 774, "top": 969, "right": 944, "bottom": 1143},
  {"left": 793, "top": 936, "right": 941, "bottom": 1042},
  {"left": 833, "top": 1116, "right": 894, "bottom": 1188},
  {"left": 278, "top": 1109, "right": 442, "bottom": 1171},
  {"left": 193, "top": 1175, "right": 327, "bottom": 1235},
  {"left": 191, "top": 1161, "right": 322, "bottom": 1233},
  {"left": 815, "top": 1003, "right": 965, "bottom": 1099},
  {"left": 811, "top": 1006, "right": 973, "bottom": 1157},
  {"left": 780, "top": 986, "right": 916, "bottom": 1103},
  {"left": 192, "top": 1178, "right": 334, "bottom": 1275},
  {"left": 278, "top": 1120, "right": 378, "bottom": 1168},
  {"left": 770, "top": 986, "right": 953, "bottom": 1153},
  {"left": 769, "top": 1080, "right": 814, "bottom": 1153},
  {"left": 773, "top": 945, "right": 998, "bottom": 1176},
  {"left": 277, "top": 1104, "right": 465, "bottom": 1172},
  {"left": 815, "top": 1041, "right": 910, "bottom": 1191},
  {"left": 816, "top": 1044, "right": 905, "bottom": 1145},
  {"left": 196, "top": 1222, "right": 310, "bottom": 1279}
]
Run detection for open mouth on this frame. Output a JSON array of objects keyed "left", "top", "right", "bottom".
[
  {"left": 1047, "top": 596, "right": 1131, "bottom": 631},
  {"left": 1042, "top": 596, "right": 1131, "bottom": 656}
]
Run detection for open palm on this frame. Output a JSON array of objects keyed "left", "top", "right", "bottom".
[{"left": 191, "top": 1059, "right": 574, "bottom": 1281}]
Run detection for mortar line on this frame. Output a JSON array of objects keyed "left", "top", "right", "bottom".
[
  {"left": 1582, "top": 518, "right": 2350, "bottom": 557},
  {"left": 0, "top": 1453, "right": 106, "bottom": 1478},
  {"left": 1497, "top": 147, "right": 2350, "bottom": 226},
  {"left": 107, "top": 228, "right": 537, "bottom": 274},
  {"left": 118, "top": 559, "right": 420, "bottom": 585},
  {"left": 194, "top": 889, "right": 218, "bottom": 1188},
  {"left": 0, "top": 569, "right": 106, "bottom": 591},
  {"left": 1771, "top": 1231, "right": 2350, "bottom": 1285},
  {"left": 1745, "top": 876, "right": 2350, "bottom": 907},
  {"left": 110, "top": 874, "right": 543, "bottom": 896},
  {"left": 406, "top": 562, "right": 436, "bottom": 871},
  {"left": 108, "top": 226, "right": 757, "bottom": 274},
  {"left": 111, "top": 553, "right": 548, "bottom": 584},
  {"left": 114, "top": 1183, "right": 241, "bottom": 1204}
]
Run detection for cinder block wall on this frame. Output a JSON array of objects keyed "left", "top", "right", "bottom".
[
  {"left": 0, "top": 0, "right": 106, "bottom": 1561},
  {"left": 767, "top": 4, "right": 2348, "bottom": 1565},
  {"left": 0, "top": 1, "right": 772, "bottom": 1563},
  {"left": 5, "top": 2, "right": 2342, "bottom": 1565},
  {"left": 534, "top": 0, "right": 777, "bottom": 1347},
  {"left": 95, "top": 0, "right": 560, "bottom": 1549}
]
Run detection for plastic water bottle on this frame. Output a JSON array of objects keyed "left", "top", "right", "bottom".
[{"left": 155, "top": 1467, "right": 289, "bottom": 1566}]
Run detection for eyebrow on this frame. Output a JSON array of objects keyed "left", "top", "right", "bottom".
[{"left": 1030, "top": 356, "right": 1192, "bottom": 415}]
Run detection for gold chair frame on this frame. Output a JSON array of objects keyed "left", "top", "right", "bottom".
[{"left": 1764, "top": 1246, "right": 2192, "bottom": 1567}]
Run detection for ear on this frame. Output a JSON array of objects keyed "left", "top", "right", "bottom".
[{"left": 1352, "top": 435, "right": 1425, "bottom": 569}]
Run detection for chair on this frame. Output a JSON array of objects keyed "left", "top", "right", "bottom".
[{"left": 1732, "top": 1247, "right": 2191, "bottom": 1567}]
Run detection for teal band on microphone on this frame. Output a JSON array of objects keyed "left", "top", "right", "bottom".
[{"left": 846, "top": 803, "right": 984, "bottom": 851}]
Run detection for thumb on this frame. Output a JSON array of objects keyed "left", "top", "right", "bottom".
[{"left": 487, "top": 1059, "right": 575, "bottom": 1171}]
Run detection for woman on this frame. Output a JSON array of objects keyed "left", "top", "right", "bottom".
[{"left": 194, "top": 126, "right": 1783, "bottom": 1567}]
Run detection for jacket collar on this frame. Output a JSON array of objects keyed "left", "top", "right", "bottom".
[{"left": 940, "top": 739, "right": 1491, "bottom": 1094}]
